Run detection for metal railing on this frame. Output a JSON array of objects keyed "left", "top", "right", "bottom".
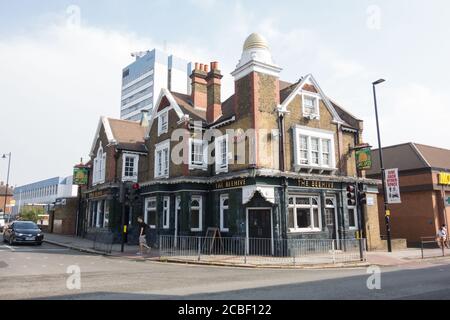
[
  {"left": 160, "top": 235, "right": 365, "bottom": 266},
  {"left": 92, "top": 230, "right": 114, "bottom": 254},
  {"left": 421, "top": 236, "right": 449, "bottom": 259}
]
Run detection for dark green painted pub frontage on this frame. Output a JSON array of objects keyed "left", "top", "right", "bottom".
[{"left": 139, "top": 169, "right": 379, "bottom": 254}]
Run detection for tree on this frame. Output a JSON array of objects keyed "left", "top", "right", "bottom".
[{"left": 19, "top": 207, "right": 44, "bottom": 223}]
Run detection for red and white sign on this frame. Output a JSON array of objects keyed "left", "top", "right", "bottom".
[{"left": 385, "top": 168, "right": 401, "bottom": 204}]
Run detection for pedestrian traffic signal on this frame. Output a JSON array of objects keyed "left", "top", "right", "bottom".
[{"left": 347, "top": 185, "right": 357, "bottom": 206}]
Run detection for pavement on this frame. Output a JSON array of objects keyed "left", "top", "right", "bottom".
[
  {"left": 3, "top": 235, "right": 450, "bottom": 300},
  {"left": 42, "top": 232, "right": 450, "bottom": 268}
]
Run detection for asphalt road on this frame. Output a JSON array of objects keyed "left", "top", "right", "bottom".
[{"left": 1, "top": 235, "right": 450, "bottom": 300}]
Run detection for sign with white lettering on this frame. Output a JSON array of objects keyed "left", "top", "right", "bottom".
[{"left": 385, "top": 168, "right": 401, "bottom": 204}]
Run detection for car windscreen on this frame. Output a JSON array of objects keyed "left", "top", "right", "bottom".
[{"left": 14, "top": 222, "right": 39, "bottom": 230}]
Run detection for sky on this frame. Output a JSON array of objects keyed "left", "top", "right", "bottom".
[{"left": 0, "top": 0, "right": 450, "bottom": 186}]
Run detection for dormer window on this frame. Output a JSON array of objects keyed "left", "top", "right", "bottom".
[
  {"left": 158, "top": 111, "right": 168, "bottom": 136},
  {"left": 302, "top": 94, "right": 319, "bottom": 119}
]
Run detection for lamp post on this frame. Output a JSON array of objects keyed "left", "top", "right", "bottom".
[
  {"left": 2, "top": 153, "right": 12, "bottom": 223},
  {"left": 372, "top": 79, "right": 392, "bottom": 253}
]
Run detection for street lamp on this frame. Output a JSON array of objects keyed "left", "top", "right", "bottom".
[
  {"left": 2, "top": 152, "right": 12, "bottom": 223},
  {"left": 372, "top": 79, "right": 392, "bottom": 253}
]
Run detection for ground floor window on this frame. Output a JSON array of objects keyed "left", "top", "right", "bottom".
[
  {"left": 190, "top": 196, "right": 202, "bottom": 232},
  {"left": 162, "top": 196, "right": 170, "bottom": 229},
  {"left": 324, "top": 197, "right": 336, "bottom": 226},
  {"left": 288, "top": 195, "right": 321, "bottom": 232},
  {"left": 88, "top": 199, "right": 107, "bottom": 228},
  {"left": 145, "top": 197, "right": 157, "bottom": 229},
  {"left": 220, "top": 194, "right": 229, "bottom": 232},
  {"left": 348, "top": 206, "right": 358, "bottom": 230}
]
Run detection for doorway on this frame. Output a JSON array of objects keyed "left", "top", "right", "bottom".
[{"left": 246, "top": 208, "right": 273, "bottom": 255}]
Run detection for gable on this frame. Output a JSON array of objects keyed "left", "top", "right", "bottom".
[
  {"left": 279, "top": 74, "right": 344, "bottom": 125},
  {"left": 89, "top": 117, "right": 115, "bottom": 157},
  {"left": 157, "top": 96, "right": 171, "bottom": 113}
]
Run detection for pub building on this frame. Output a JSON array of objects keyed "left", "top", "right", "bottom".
[
  {"left": 367, "top": 143, "right": 450, "bottom": 246},
  {"left": 82, "top": 115, "right": 148, "bottom": 241},
  {"left": 138, "top": 33, "right": 383, "bottom": 251}
]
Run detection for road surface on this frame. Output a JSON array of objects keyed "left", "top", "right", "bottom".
[{"left": 1, "top": 235, "right": 450, "bottom": 300}]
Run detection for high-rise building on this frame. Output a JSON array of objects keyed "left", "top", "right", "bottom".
[{"left": 120, "top": 49, "right": 192, "bottom": 121}]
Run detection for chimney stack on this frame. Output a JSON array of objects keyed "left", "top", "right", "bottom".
[
  {"left": 206, "top": 61, "right": 223, "bottom": 123},
  {"left": 190, "top": 62, "right": 208, "bottom": 110},
  {"left": 139, "top": 109, "right": 149, "bottom": 128}
]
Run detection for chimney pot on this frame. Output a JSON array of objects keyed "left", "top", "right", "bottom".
[
  {"left": 195, "top": 62, "right": 199, "bottom": 70},
  {"left": 204, "top": 64, "right": 209, "bottom": 72},
  {"left": 199, "top": 63, "right": 204, "bottom": 71}
]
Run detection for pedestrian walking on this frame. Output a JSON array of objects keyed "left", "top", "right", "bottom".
[
  {"left": 137, "top": 216, "right": 151, "bottom": 255},
  {"left": 437, "top": 225, "right": 449, "bottom": 249}
]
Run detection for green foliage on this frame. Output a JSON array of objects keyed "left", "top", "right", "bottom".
[{"left": 19, "top": 207, "right": 44, "bottom": 223}]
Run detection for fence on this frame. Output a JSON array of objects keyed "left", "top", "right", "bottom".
[
  {"left": 159, "top": 235, "right": 365, "bottom": 266},
  {"left": 420, "top": 236, "right": 449, "bottom": 259},
  {"left": 92, "top": 230, "right": 114, "bottom": 254}
]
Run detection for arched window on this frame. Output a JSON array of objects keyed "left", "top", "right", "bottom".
[{"left": 93, "top": 142, "right": 106, "bottom": 185}]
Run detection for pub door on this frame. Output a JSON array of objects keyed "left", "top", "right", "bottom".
[{"left": 247, "top": 209, "right": 272, "bottom": 255}]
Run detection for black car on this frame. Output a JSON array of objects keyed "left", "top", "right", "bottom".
[{"left": 3, "top": 221, "right": 44, "bottom": 245}]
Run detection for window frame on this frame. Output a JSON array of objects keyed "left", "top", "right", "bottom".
[
  {"left": 293, "top": 126, "right": 336, "bottom": 171},
  {"left": 348, "top": 206, "right": 358, "bottom": 230},
  {"left": 220, "top": 194, "right": 229, "bottom": 232},
  {"left": 144, "top": 197, "right": 157, "bottom": 229},
  {"left": 302, "top": 93, "right": 320, "bottom": 119},
  {"left": 158, "top": 111, "right": 169, "bottom": 136},
  {"left": 215, "top": 135, "right": 229, "bottom": 174},
  {"left": 162, "top": 196, "right": 170, "bottom": 229},
  {"left": 93, "top": 143, "right": 106, "bottom": 185},
  {"left": 287, "top": 195, "right": 322, "bottom": 233},
  {"left": 188, "top": 138, "right": 207, "bottom": 170},
  {"left": 122, "top": 153, "right": 139, "bottom": 182},
  {"left": 190, "top": 196, "right": 203, "bottom": 232},
  {"left": 154, "top": 140, "right": 170, "bottom": 179}
]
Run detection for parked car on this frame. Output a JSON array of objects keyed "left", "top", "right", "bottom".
[{"left": 3, "top": 221, "right": 44, "bottom": 245}]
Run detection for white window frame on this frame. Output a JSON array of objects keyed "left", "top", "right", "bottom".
[
  {"left": 288, "top": 195, "right": 322, "bottom": 233},
  {"left": 158, "top": 111, "right": 168, "bottom": 136},
  {"left": 302, "top": 93, "right": 320, "bottom": 119},
  {"left": 144, "top": 197, "right": 157, "bottom": 229},
  {"left": 93, "top": 142, "right": 106, "bottom": 185},
  {"left": 122, "top": 153, "right": 139, "bottom": 182},
  {"left": 188, "top": 138, "right": 207, "bottom": 170},
  {"left": 348, "top": 206, "right": 358, "bottom": 230},
  {"left": 293, "top": 126, "right": 336, "bottom": 171},
  {"left": 162, "top": 196, "right": 170, "bottom": 229},
  {"left": 154, "top": 140, "right": 170, "bottom": 179},
  {"left": 215, "top": 134, "right": 229, "bottom": 174},
  {"left": 190, "top": 196, "right": 203, "bottom": 232},
  {"left": 220, "top": 194, "right": 229, "bottom": 232}
]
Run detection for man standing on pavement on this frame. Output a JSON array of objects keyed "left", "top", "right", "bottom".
[{"left": 137, "top": 216, "right": 151, "bottom": 255}]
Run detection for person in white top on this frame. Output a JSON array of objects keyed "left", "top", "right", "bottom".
[{"left": 437, "top": 225, "right": 449, "bottom": 249}]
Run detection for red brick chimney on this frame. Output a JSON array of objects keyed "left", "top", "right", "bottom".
[
  {"left": 190, "top": 62, "right": 207, "bottom": 110},
  {"left": 206, "top": 61, "right": 223, "bottom": 123}
]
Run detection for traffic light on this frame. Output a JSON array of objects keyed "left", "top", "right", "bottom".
[
  {"left": 119, "top": 182, "right": 131, "bottom": 203},
  {"left": 346, "top": 185, "right": 357, "bottom": 206},
  {"left": 359, "top": 191, "right": 367, "bottom": 205},
  {"left": 130, "top": 183, "right": 141, "bottom": 202}
]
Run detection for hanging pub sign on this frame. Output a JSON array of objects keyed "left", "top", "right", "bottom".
[
  {"left": 356, "top": 148, "right": 372, "bottom": 170},
  {"left": 385, "top": 168, "right": 401, "bottom": 204},
  {"left": 73, "top": 165, "right": 89, "bottom": 186}
]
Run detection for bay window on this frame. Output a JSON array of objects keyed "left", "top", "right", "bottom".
[{"left": 293, "top": 126, "right": 335, "bottom": 171}]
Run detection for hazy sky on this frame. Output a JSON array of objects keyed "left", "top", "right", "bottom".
[{"left": 1, "top": 0, "right": 449, "bottom": 186}]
